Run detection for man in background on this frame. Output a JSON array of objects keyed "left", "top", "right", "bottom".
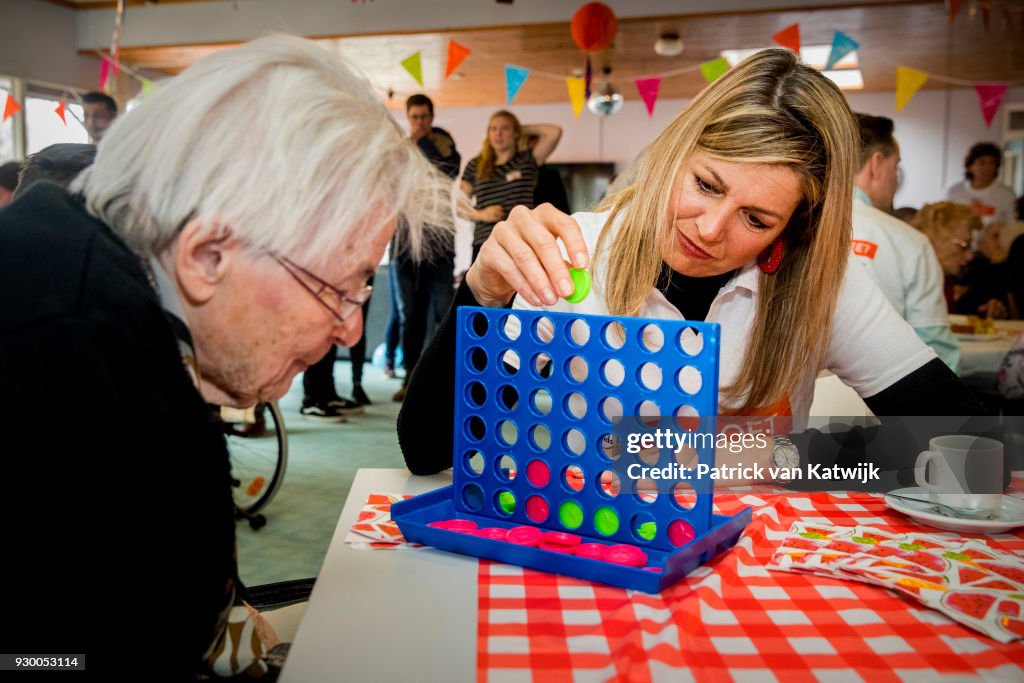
[
  {"left": 82, "top": 91, "right": 118, "bottom": 142},
  {"left": 851, "top": 113, "right": 960, "bottom": 372},
  {"left": 392, "top": 93, "right": 461, "bottom": 401}
]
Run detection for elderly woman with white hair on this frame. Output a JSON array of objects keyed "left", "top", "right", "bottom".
[{"left": 0, "top": 35, "right": 450, "bottom": 678}]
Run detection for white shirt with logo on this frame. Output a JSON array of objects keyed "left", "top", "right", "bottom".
[
  {"left": 946, "top": 179, "right": 1017, "bottom": 226},
  {"left": 509, "top": 211, "right": 936, "bottom": 427}
]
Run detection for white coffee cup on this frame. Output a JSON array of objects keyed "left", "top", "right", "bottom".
[{"left": 914, "top": 435, "right": 1003, "bottom": 514}]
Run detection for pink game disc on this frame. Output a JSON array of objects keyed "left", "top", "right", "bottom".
[
  {"left": 445, "top": 520, "right": 479, "bottom": 533},
  {"left": 507, "top": 526, "right": 542, "bottom": 546},
  {"left": 643, "top": 567, "right": 663, "bottom": 573},
  {"left": 539, "top": 542, "right": 575, "bottom": 554},
  {"left": 574, "top": 543, "right": 607, "bottom": 560},
  {"left": 605, "top": 544, "right": 648, "bottom": 567},
  {"left": 542, "top": 531, "right": 581, "bottom": 548},
  {"left": 668, "top": 520, "right": 695, "bottom": 547},
  {"left": 428, "top": 521, "right": 451, "bottom": 530},
  {"left": 475, "top": 527, "right": 509, "bottom": 541}
]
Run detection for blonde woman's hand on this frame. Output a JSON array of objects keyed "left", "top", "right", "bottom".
[
  {"left": 466, "top": 203, "right": 589, "bottom": 308},
  {"left": 477, "top": 204, "right": 507, "bottom": 223}
]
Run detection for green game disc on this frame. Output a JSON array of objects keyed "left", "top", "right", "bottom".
[
  {"left": 564, "top": 268, "right": 591, "bottom": 304},
  {"left": 637, "top": 521, "right": 657, "bottom": 541},
  {"left": 498, "top": 491, "right": 516, "bottom": 514},
  {"left": 559, "top": 500, "right": 584, "bottom": 529},
  {"left": 593, "top": 507, "right": 620, "bottom": 536}
]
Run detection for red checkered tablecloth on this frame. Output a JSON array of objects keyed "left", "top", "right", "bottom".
[{"left": 477, "top": 489, "right": 1024, "bottom": 682}]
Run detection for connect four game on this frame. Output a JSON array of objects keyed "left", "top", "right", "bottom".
[{"left": 392, "top": 305, "right": 751, "bottom": 593}]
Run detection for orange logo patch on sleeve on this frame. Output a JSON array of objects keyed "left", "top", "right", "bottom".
[{"left": 851, "top": 240, "right": 878, "bottom": 259}]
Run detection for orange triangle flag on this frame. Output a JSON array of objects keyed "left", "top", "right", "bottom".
[
  {"left": 896, "top": 66, "right": 928, "bottom": 111},
  {"left": 772, "top": 23, "right": 801, "bottom": 54},
  {"left": 3, "top": 94, "right": 21, "bottom": 122},
  {"left": 55, "top": 98, "right": 67, "bottom": 125},
  {"left": 446, "top": 40, "right": 470, "bottom": 79}
]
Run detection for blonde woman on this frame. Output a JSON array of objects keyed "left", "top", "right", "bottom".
[
  {"left": 460, "top": 110, "right": 562, "bottom": 260},
  {"left": 912, "top": 201, "right": 1007, "bottom": 318},
  {"left": 402, "top": 49, "right": 985, "bottom": 479}
]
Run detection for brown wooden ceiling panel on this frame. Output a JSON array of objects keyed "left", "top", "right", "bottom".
[{"left": 109, "top": 2, "right": 1024, "bottom": 108}]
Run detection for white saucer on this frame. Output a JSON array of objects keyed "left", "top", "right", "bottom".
[{"left": 884, "top": 487, "right": 1024, "bottom": 534}]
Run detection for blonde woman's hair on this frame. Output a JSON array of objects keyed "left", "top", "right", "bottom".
[
  {"left": 595, "top": 48, "right": 859, "bottom": 413},
  {"left": 73, "top": 34, "right": 452, "bottom": 268},
  {"left": 475, "top": 110, "right": 522, "bottom": 181},
  {"left": 911, "top": 201, "right": 981, "bottom": 240}
]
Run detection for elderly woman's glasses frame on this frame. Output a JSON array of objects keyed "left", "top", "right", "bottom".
[
  {"left": 950, "top": 238, "right": 971, "bottom": 252},
  {"left": 272, "top": 254, "right": 372, "bottom": 325}
]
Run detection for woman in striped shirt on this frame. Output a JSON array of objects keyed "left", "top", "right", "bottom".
[{"left": 460, "top": 110, "right": 561, "bottom": 261}]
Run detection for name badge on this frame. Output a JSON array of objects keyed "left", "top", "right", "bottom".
[{"left": 505, "top": 170, "right": 523, "bottom": 182}]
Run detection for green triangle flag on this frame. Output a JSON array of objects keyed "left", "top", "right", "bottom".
[
  {"left": 141, "top": 79, "right": 158, "bottom": 99},
  {"left": 401, "top": 52, "right": 423, "bottom": 87},
  {"left": 700, "top": 58, "right": 730, "bottom": 84}
]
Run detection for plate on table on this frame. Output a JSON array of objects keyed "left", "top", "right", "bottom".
[{"left": 884, "top": 487, "right": 1024, "bottom": 534}]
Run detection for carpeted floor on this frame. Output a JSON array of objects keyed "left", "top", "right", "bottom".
[{"left": 235, "top": 361, "right": 408, "bottom": 587}]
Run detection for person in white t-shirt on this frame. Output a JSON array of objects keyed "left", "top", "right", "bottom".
[
  {"left": 851, "top": 113, "right": 959, "bottom": 371},
  {"left": 399, "top": 49, "right": 987, "bottom": 484},
  {"left": 946, "top": 142, "right": 1016, "bottom": 230}
]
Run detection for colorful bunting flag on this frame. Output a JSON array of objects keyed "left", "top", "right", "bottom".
[
  {"left": 98, "top": 59, "right": 111, "bottom": 92},
  {"left": 975, "top": 83, "right": 1008, "bottom": 126},
  {"left": 895, "top": 66, "right": 928, "bottom": 111},
  {"left": 505, "top": 64, "right": 530, "bottom": 104},
  {"left": 772, "top": 23, "right": 801, "bottom": 54},
  {"left": 401, "top": 52, "right": 423, "bottom": 87},
  {"left": 55, "top": 98, "right": 67, "bottom": 125},
  {"left": 141, "top": 79, "right": 158, "bottom": 99},
  {"left": 699, "top": 58, "right": 730, "bottom": 84},
  {"left": 445, "top": 41, "right": 470, "bottom": 79},
  {"left": 566, "top": 77, "right": 585, "bottom": 117},
  {"left": 635, "top": 77, "right": 661, "bottom": 116},
  {"left": 2, "top": 94, "right": 21, "bottom": 122},
  {"left": 825, "top": 32, "right": 859, "bottom": 70}
]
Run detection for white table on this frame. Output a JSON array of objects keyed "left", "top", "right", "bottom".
[
  {"left": 280, "top": 469, "right": 475, "bottom": 682},
  {"left": 953, "top": 315, "right": 1024, "bottom": 385}
]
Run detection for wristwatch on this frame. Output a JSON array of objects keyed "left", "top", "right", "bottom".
[{"left": 772, "top": 435, "right": 801, "bottom": 480}]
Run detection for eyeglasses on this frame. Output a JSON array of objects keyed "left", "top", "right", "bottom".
[
  {"left": 272, "top": 254, "right": 372, "bottom": 325},
  {"left": 950, "top": 238, "right": 971, "bottom": 252}
]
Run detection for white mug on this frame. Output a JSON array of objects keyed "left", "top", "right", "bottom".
[{"left": 914, "top": 435, "right": 1003, "bottom": 514}]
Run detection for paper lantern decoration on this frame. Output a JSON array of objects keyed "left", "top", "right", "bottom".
[{"left": 571, "top": 2, "right": 618, "bottom": 53}]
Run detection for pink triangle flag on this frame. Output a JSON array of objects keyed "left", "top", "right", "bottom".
[
  {"left": 635, "top": 77, "right": 661, "bottom": 117},
  {"left": 975, "top": 83, "right": 1008, "bottom": 126},
  {"left": 98, "top": 59, "right": 111, "bottom": 92}
]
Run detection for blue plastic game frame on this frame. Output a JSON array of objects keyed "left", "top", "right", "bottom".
[{"left": 392, "top": 306, "right": 751, "bottom": 593}]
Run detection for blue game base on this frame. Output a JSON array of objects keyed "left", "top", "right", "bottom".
[{"left": 393, "top": 486, "right": 752, "bottom": 594}]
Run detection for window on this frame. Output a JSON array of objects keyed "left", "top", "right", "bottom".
[
  {"left": 0, "top": 78, "right": 13, "bottom": 162},
  {"left": 26, "top": 95, "right": 88, "bottom": 154}
]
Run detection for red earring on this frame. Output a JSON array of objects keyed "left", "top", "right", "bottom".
[{"left": 758, "top": 239, "right": 784, "bottom": 274}]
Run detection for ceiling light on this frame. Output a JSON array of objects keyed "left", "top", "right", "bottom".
[
  {"left": 720, "top": 45, "right": 858, "bottom": 70},
  {"left": 654, "top": 33, "right": 684, "bottom": 57}
]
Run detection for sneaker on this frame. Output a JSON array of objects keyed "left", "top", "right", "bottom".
[
  {"left": 299, "top": 401, "right": 348, "bottom": 422},
  {"left": 392, "top": 385, "right": 407, "bottom": 402},
  {"left": 327, "top": 396, "right": 364, "bottom": 415},
  {"left": 352, "top": 383, "right": 372, "bottom": 406}
]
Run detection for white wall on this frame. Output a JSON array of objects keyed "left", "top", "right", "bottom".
[
  {"left": 0, "top": 1, "right": 102, "bottom": 89},
  {"left": 415, "top": 86, "right": 1024, "bottom": 210}
]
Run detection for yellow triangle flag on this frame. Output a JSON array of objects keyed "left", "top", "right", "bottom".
[
  {"left": 566, "top": 77, "right": 585, "bottom": 117},
  {"left": 141, "top": 79, "right": 158, "bottom": 99},
  {"left": 401, "top": 52, "right": 423, "bottom": 87},
  {"left": 896, "top": 67, "right": 928, "bottom": 111}
]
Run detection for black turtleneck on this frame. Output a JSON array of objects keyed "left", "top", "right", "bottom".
[{"left": 658, "top": 264, "right": 736, "bottom": 321}]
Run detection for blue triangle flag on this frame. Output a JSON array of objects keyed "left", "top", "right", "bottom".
[
  {"left": 505, "top": 65, "right": 530, "bottom": 105},
  {"left": 825, "top": 32, "right": 859, "bottom": 71}
]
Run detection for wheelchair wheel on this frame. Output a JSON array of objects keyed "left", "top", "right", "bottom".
[{"left": 227, "top": 401, "right": 288, "bottom": 517}]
